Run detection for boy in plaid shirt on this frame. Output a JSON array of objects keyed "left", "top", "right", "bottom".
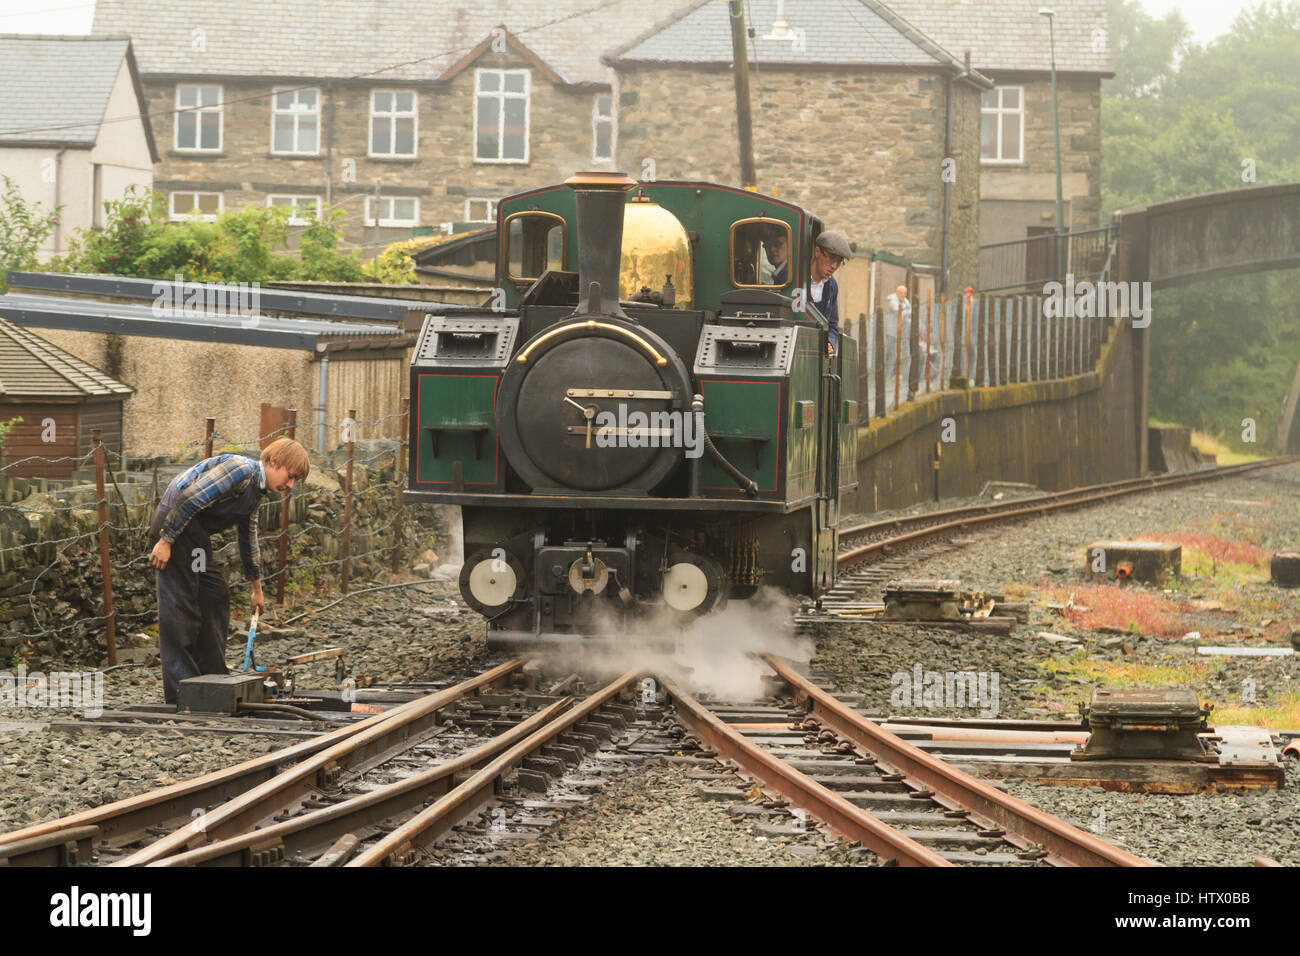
[{"left": 147, "top": 438, "right": 309, "bottom": 703}]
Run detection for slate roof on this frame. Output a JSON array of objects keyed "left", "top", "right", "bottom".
[
  {"left": 92, "top": 0, "right": 692, "bottom": 85},
  {"left": 0, "top": 317, "right": 134, "bottom": 398},
  {"left": 608, "top": 0, "right": 1108, "bottom": 74},
  {"left": 0, "top": 35, "right": 155, "bottom": 150},
  {"left": 885, "top": 0, "right": 1113, "bottom": 74}
]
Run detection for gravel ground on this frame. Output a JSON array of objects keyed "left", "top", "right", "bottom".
[
  {"left": 500, "top": 758, "right": 869, "bottom": 866},
  {"left": 816, "top": 461, "right": 1300, "bottom": 866},
  {"left": 3, "top": 463, "right": 1298, "bottom": 864},
  {"left": 0, "top": 568, "right": 492, "bottom": 835}
]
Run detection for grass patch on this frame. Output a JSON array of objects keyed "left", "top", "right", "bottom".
[
  {"left": 1039, "top": 582, "right": 1188, "bottom": 637},
  {"left": 1212, "top": 693, "right": 1300, "bottom": 730},
  {"left": 1191, "top": 430, "right": 1261, "bottom": 465},
  {"left": 1044, "top": 655, "right": 1223, "bottom": 687},
  {"left": 1139, "top": 530, "right": 1270, "bottom": 584}
]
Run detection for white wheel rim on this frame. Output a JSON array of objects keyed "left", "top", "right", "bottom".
[
  {"left": 468, "top": 559, "right": 516, "bottom": 607},
  {"left": 663, "top": 562, "right": 709, "bottom": 611}
]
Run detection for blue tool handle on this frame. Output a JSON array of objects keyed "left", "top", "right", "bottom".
[{"left": 242, "top": 611, "right": 265, "bottom": 672}]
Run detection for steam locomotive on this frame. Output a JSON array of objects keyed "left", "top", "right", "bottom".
[{"left": 406, "top": 172, "right": 858, "bottom": 647}]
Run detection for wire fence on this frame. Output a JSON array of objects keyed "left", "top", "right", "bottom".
[
  {"left": 0, "top": 400, "right": 430, "bottom": 665},
  {"left": 856, "top": 288, "right": 1120, "bottom": 421}
]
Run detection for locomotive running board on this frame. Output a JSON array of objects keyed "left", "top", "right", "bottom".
[
  {"left": 485, "top": 629, "right": 681, "bottom": 651},
  {"left": 406, "top": 490, "right": 790, "bottom": 512}
]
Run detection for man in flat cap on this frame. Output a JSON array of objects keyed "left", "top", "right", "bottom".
[{"left": 811, "top": 231, "right": 851, "bottom": 354}]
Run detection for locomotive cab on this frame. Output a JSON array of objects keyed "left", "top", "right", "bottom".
[{"left": 408, "top": 172, "right": 858, "bottom": 647}]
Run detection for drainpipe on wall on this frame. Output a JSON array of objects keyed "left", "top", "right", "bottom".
[
  {"left": 52, "top": 148, "right": 66, "bottom": 255},
  {"left": 941, "top": 51, "right": 976, "bottom": 298},
  {"left": 316, "top": 347, "right": 330, "bottom": 453},
  {"left": 325, "top": 82, "right": 334, "bottom": 207}
]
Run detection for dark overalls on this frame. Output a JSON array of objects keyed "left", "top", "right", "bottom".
[{"left": 148, "top": 474, "right": 266, "bottom": 703}]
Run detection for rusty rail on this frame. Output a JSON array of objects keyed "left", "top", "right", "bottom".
[
  {"left": 0, "top": 659, "right": 525, "bottom": 866},
  {"left": 658, "top": 676, "right": 951, "bottom": 867},
  {"left": 761, "top": 654, "right": 1151, "bottom": 867},
  {"left": 154, "top": 697, "right": 573, "bottom": 867},
  {"left": 838, "top": 457, "right": 1297, "bottom": 570},
  {"left": 349, "top": 668, "right": 643, "bottom": 866},
  {"left": 113, "top": 658, "right": 526, "bottom": 866}
]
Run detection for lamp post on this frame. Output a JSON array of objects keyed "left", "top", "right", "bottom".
[{"left": 1039, "top": 7, "right": 1067, "bottom": 280}]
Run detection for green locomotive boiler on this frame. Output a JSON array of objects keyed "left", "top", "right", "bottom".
[{"left": 406, "top": 172, "right": 857, "bottom": 647}]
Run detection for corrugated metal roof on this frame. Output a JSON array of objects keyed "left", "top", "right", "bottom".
[
  {"left": 0, "top": 35, "right": 135, "bottom": 145},
  {"left": 609, "top": 0, "right": 965, "bottom": 68},
  {"left": 92, "top": 0, "right": 693, "bottom": 85},
  {"left": 885, "top": 0, "right": 1113, "bottom": 74},
  {"left": 0, "top": 292, "right": 405, "bottom": 352},
  {"left": 0, "top": 317, "right": 134, "bottom": 398}
]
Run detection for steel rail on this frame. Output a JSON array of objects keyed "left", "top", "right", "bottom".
[
  {"left": 762, "top": 653, "right": 1152, "bottom": 867},
  {"left": 0, "top": 659, "right": 523, "bottom": 864},
  {"left": 658, "top": 676, "right": 951, "bottom": 867},
  {"left": 837, "top": 457, "right": 1296, "bottom": 569},
  {"left": 153, "top": 697, "right": 573, "bottom": 867},
  {"left": 111, "top": 658, "right": 527, "bottom": 866},
  {"left": 349, "top": 668, "right": 643, "bottom": 866}
]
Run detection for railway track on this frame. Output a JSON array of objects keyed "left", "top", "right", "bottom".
[
  {"left": 0, "top": 659, "right": 655, "bottom": 867},
  {"left": 661, "top": 654, "right": 1151, "bottom": 867},
  {"left": 836, "top": 458, "right": 1295, "bottom": 571}
]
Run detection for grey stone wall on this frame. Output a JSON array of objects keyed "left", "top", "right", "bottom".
[
  {"left": 978, "top": 74, "right": 1103, "bottom": 234},
  {"left": 614, "top": 65, "right": 981, "bottom": 294},
  {"left": 145, "top": 50, "right": 611, "bottom": 249}
]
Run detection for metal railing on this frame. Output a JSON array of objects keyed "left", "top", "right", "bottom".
[
  {"left": 978, "top": 226, "right": 1113, "bottom": 294},
  {"left": 854, "top": 288, "right": 1119, "bottom": 421}
]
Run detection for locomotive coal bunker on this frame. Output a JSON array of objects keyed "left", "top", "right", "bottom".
[{"left": 407, "top": 171, "right": 858, "bottom": 647}]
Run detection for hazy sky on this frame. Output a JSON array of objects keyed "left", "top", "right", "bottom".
[{"left": 0, "top": 0, "right": 1271, "bottom": 43}]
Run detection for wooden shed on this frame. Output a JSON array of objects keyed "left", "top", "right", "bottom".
[{"left": 0, "top": 318, "right": 133, "bottom": 479}]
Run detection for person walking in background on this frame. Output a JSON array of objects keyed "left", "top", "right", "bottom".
[{"left": 884, "top": 285, "right": 911, "bottom": 408}]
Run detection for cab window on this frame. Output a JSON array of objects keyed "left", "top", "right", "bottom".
[
  {"left": 730, "top": 218, "right": 792, "bottom": 288},
  {"left": 505, "top": 212, "right": 566, "bottom": 281}
]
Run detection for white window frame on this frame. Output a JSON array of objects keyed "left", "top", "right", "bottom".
[
  {"left": 981, "top": 85, "right": 1024, "bottom": 165},
  {"left": 169, "top": 191, "right": 223, "bottom": 222},
  {"left": 267, "top": 194, "right": 322, "bottom": 225},
  {"left": 174, "top": 84, "right": 223, "bottom": 152},
  {"left": 473, "top": 68, "right": 530, "bottom": 164},
  {"left": 364, "top": 196, "right": 419, "bottom": 227},
  {"left": 464, "top": 197, "right": 497, "bottom": 223},
  {"left": 592, "top": 93, "right": 613, "bottom": 162},
  {"left": 368, "top": 89, "right": 418, "bottom": 158},
  {"left": 270, "top": 87, "right": 321, "bottom": 155}
]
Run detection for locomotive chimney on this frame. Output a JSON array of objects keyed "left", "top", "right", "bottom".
[{"left": 565, "top": 171, "right": 635, "bottom": 318}]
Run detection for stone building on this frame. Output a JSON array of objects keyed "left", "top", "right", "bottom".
[
  {"left": 607, "top": 0, "right": 991, "bottom": 296},
  {"left": 90, "top": 0, "right": 691, "bottom": 251},
  {"left": 0, "top": 35, "right": 157, "bottom": 259},
  {"left": 886, "top": 0, "right": 1113, "bottom": 242}
]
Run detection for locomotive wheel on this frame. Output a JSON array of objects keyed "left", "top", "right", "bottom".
[
  {"left": 459, "top": 548, "right": 526, "bottom": 616},
  {"left": 662, "top": 550, "right": 728, "bottom": 616}
]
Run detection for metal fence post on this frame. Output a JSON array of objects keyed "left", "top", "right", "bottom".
[
  {"left": 340, "top": 408, "right": 355, "bottom": 593},
  {"left": 276, "top": 408, "right": 297, "bottom": 606},
  {"left": 92, "top": 429, "right": 117, "bottom": 667},
  {"left": 204, "top": 417, "right": 215, "bottom": 459},
  {"left": 906, "top": 295, "right": 919, "bottom": 400},
  {"left": 873, "top": 307, "right": 886, "bottom": 418},
  {"left": 893, "top": 298, "right": 903, "bottom": 410},
  {"left": 923, "top": 291, "right": 933, "bottom": 393},
  {"left": 939, "top": 292, "right": 947, "bottom": 388},
  {"left": 392, "top": 398, "right": 409, "bottom": 574}
]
